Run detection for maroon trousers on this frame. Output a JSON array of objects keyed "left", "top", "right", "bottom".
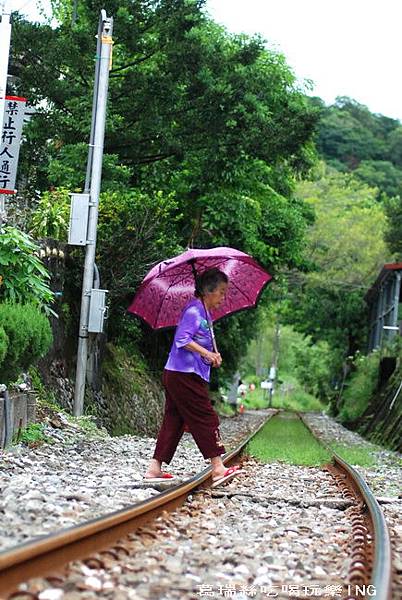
[{"left": 153, "top": 370, "right": 225, "bottom": 464}]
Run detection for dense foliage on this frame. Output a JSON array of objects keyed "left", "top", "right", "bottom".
[
  {"left": 279, "top": 165, "right": 388, "bottom": 361},
  {"left": 315, "top": 96, "right": 402, "bottom": 197},
  {"left": 0, "top": 226, "right": 53, "bottom": 307},
  {"left": 0, "top": 303, "right": 53, "bottom": 385},
  {"left": 338, "top": 350, "right": 381, "bottom": 422},
  {"left": 29, "top": 188, "right": 70, "bottom": 239},
  {"left": 8, "top": 0, "right": 319, "bottom": 385}
]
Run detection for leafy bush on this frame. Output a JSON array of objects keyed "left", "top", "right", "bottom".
[
  {"left": 0, "top": 303, "right": 53, "bottom": 385},
  {"left": 0, "top": 325, "right": 8, "bottom": 365},
  {"left": 339, "top": 350, "right": 381, "bottom": 422},
  {"left": 278, "top": 389, "right": 324, "bottom": 412},
  {"left": 0, "top": 226, "right": 53, "bottom": 306},
  {"left": 292, "top": 337, "right": 334, "bottom": 399},
  {"left": 29, "top": 187, "right": 70, "bottom": 240},
  {"left": 14, "top": 422, "right": 51, "bottom": 447},
  {"left": 94, "top": 189, "right": 182, "bottom": 340}
]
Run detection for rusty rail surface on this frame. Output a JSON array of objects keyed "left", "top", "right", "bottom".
[
  {"left": 0, "top": 411, "right": 275, "bottom": 598},
  {"left": 298, "top": 412, "right": 393, "bottom": 600}
]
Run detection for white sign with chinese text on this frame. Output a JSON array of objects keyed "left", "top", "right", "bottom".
[{"left": 0, "top": 96, "right": 26, "bottom": 195}]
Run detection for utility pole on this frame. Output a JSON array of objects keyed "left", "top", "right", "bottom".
[
  {"left": 0, "top": 0, "right": 11, "bottom": 223},
  {"left": 73, "top": 11, "right": 113, "bottom": 416}
]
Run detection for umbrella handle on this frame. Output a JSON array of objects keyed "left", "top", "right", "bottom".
[
  {"left": 201, "top": 297, "right": 219, "bottom": 354},
  {"left": 209, "top": 324, "right": 219, "bottom": 354}
]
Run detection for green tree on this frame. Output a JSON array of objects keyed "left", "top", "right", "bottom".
[
  {"left": 387, "top": 126, "right": 402, "bottom": 167},
  {"left": 282, "top": 164, "right": 388, "bottom": 357},
  {"left": 97, "top": 188, "right": 183, "bottom": 337},
  {"left": 354, "top": 160, "right": 402, "bottom": 198},
  {"left": 317, "top": 104, "right": 384, "bottom": 169},
  {"left": 384, "top": 195, "right": 402, "bottom": 256},
  {"left": 11, "top": 1, "right": 317, "bottom": 203},
  {"left": 316, "top": 96, "right": 401, "bottom": 177},
  {"left": 299, "top": 165, "right": 387, "bottom": 288},
  {"left": 9, "top": 0, "right": 320, "bottom": 385}
]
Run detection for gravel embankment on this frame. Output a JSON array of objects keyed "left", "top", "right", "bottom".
[
  {"left": 0, "top": 409, "right": 271, "bottom": 552},
  {"left": 2, "top": 410, "right": 401, "bottom": 600},
  {"left": 19, "top": 459, "right": 353, "bottom": 600}
]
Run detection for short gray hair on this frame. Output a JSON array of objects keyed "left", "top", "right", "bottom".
[{"left": 195, "top": 268, "right": 228, "bottom": 297}]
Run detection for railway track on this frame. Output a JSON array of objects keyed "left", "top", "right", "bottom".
[
  {"left": 0, "top": 412, "right": 394, "bottom": 600},
  {"left": 299, "top": 413, "right": 393, "bottom": 600}
]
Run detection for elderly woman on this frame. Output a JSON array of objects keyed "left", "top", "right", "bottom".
[{"left": 144, "top": 268, "right": 242, "bottom": 487}]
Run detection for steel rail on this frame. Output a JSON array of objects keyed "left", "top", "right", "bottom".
[
  {"left": 333, "top": 454, "right": 392, "bottom": 600},
  {"left": 298, "top": 413, "right": 393, "bottom": 600},
  {"left": 0, "top": 411, "right": 276, "bottom": 598}
]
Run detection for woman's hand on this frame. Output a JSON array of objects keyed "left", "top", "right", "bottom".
[
  {"left": 183, "top": 341, "right": 222, "bottom": 367},
  {"left": 205, "top": 351, "right": 222, "bottom": 368}
]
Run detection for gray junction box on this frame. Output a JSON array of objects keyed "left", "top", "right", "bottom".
[
  {"left": 68, "top": 193, "right": 90, "bottom": 245},
  {"left": 88, "top": 289, "right": 108, "bottom": 333}
]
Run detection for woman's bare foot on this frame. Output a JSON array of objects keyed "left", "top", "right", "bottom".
[
  {"left": 210, "top": 456, "right": 242, "bottom": 480},
  {"left": 210, "top": 456, "right": 224, "bottom": 479},
  {"left": 144, "top": 458, "right": 164, "bottom": 479}
]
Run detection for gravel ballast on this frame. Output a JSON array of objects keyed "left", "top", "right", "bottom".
[{"left": 1, "top": 409, "right": 400, "bottom": 599}]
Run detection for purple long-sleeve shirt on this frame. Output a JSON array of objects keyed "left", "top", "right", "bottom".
[{"left": 165, "top": 298, "right": 213, "bottom": 382}]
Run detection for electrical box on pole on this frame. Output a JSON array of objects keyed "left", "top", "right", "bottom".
[
  {"left": 88, "top": 289, "right": 108, "bottom": 333},
  {"left": 68, "top": 193, "right": 90, "bottom": 245}
]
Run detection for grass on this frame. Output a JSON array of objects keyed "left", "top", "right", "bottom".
[
  {"left": 331, "top": 442, "right": 378, "bottom": 467},
  {"left": 276, "top": 389, "right": 324, "bottom": 412},
  {"left": 245, "top": 412, "right": 332, "bottom": 466},
  {"left": 241, "top": 392, "right": 268, "bottom": 410}
]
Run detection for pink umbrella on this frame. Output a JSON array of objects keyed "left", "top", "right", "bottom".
[{"left": 127, "top": 247, "right": 272, "bottom": 330}]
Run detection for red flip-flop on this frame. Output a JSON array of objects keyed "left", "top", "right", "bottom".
[
  {"left": 211, "top": 465, "right": 243, "bottom": 488},
  {"left": 143, "top": 473, "right": 175, "bottom": 483}
]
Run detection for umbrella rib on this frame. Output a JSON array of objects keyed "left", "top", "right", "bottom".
[{"left": 227, "top": 266, "right": 257, "bottom": 304}]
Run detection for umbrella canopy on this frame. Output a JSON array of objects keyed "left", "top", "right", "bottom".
[{"left": 127, "top": 247, "right": 272, "bottom": 329}]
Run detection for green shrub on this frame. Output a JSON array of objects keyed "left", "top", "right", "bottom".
[
  {"left": 339, "top": 350, "right": 381, "bottom": 422},
  {"left": 242, "top": 393, "right": 268, "bottom": 410},
  {"left": 0, "top": 226, "right": 53, "bottom": 306},
  {"left": 0, "top": 303, "right": 53, "bottom": 385},
  {"left": 292, "top": 337, "right": 334, "bottom": 399},
  {"left": 0, "top": 325, "right": 8, "bottom": 365},
  {"left": 14, "top": 422, "right": 51, "bottom": 447},
  {"left": 278, "top": 389, "right": 324, "bottom": 412},
  {"left": 29, "top": 188, "right": 70, "bottom": 240}
]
